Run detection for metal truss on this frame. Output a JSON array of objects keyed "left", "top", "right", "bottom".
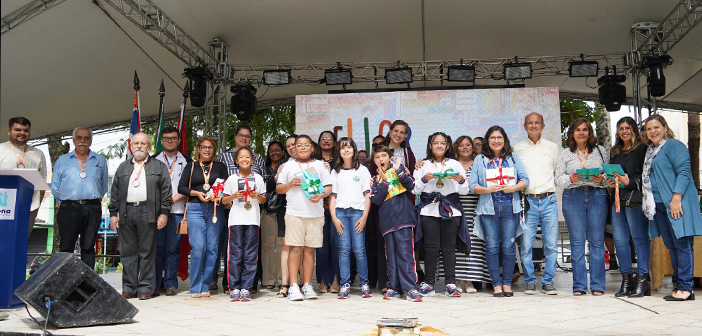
[
  {"left": 230, "top": 54, "right": 630, "bottom": 86},
  {"left": 100, "top": 0, "right": 217, "bottom": 70},
  {"left": 1, "top": 0, "right": 67, "bottom": 36}
]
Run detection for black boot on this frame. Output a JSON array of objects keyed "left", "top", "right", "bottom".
[
  {"left": 615, "top": 273, "right": 634, "bottom": 297},
  {"left": 609, "top": 255, "right": 619, "bottom": 271},
  {"left": 628, "top": 273, "right": 651, "bottom": 297}
]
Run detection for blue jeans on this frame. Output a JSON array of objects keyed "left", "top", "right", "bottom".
[
  {"left": 211, "top": 218, "right": 229, "bottom": 288},
  {"left": 520, "top": 194, "right": 559, "bottom": 285},
  {"left": 186, "top": 202, "right": 224, "bottom": 293},
  {"left": 562, "top": 188, "right": 608, "bottom": 293},
  {"left": 155, "top": 213, "right": 184, "bottom": 289},
  {"left": 316, "top": 209, "right": 340, "bottom": 285},
  {"left": 654, "top": 203, "right": 695, "bottom": 291},
  {"left": 611, "top": 204, "right": 650, "bottom": 274},
  {"left": 336, "top": 208, "right": 369, "bottom": 286},
  {"left": 481, "top": 200, "right": 520, "bottom": 287}
]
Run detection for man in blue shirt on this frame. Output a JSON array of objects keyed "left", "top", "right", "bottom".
[{"left": 51, "top": 127, "right": 108, "bottom": 269}]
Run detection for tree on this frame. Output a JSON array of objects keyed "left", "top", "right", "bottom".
[
  {"left": 560, "top": 99, "right": 601, "bottom": 147},
  {"left": 48, "top": 135, "right": 70, "bottom": 253},
  {"left": 689, "top": 112, "right": 700, "bottom": 189}
]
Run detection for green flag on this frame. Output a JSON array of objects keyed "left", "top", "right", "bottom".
[{"left": 154, "top": 79, "right": 166, "bottom": 153}]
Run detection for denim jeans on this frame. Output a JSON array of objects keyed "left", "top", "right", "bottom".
[
  {"left": 336, "top": 208, "right": 369, "bottom": 286},
  {"left": 654, "top": 203, "right": 695, "bottom": 291},
  {"left": 611, "top": 204, "right": 650, "bottom": 274},
  {"left": 211, "top": 218, "right": 228, "bottom": 288},
  {"left": 481, "top": 200, "right": 520, "bottom": 287},
  {"left": 155, "top": 213, "right": 184, "bottom": 289},
  {"left": 316, "top": 209, "right": 340, "bottom": 285},
  {"left": 562, "top": 188, "right": 608, "bottom": 293},
  {"left": 186, "top": 202, "right": 224, "bottom": 293},
  {"left": 520, "top": 194, "right": 559, "bottom": 285}
]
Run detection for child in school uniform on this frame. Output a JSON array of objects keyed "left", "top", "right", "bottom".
[
  {"left": 369, "top": 145, "right": 422, "bottom": 302},
  {"left": 222, "top": 147, "right": 266, "bottom": 302},
  {"left": 276, "top": 135, "right": 332, "bottom": 301},
  {"left": 329, "top": 137, "right": 372, "bottom": 299}
]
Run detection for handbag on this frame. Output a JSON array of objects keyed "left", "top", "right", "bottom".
[{"left": 176, "top": 163, "right": 194, "bottom": 235}]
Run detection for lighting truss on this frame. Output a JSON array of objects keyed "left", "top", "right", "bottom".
[
  {"left": 633, "top": 0, "right": 702, "bottom": 54},
  {"left": 1, "top": 0, "right": 67, "bottom": 35}
]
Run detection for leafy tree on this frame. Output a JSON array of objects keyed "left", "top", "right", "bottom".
[{"left": 560, "top": 99, "right": 601, "bottom": 147}]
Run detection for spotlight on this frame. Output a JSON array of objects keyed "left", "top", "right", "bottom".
[
  {"left": 569, "top": 61, "right": 599, "bottom": 77},
  {"left": 597, "top": 66, "right": 627, "bottom": 112},
  {"left": 230, "top": 84, "right": 257, "bottom": 121},
  {"left": 447, "top": 65, "right": 476, "bottom": 82},
  {"left": 643, "top": 54, "right": 671, "bottom": 97},
  {"left": 503, "top": 61, "right": 532, "bottom": 81},
  {"left": 183, "top": 66, "right": 213, "bottom": 107},
  {"left": 262, "top": 69, "right": 292, "bottom": 85},
  {"left": 324, "top": 69, "right": 353, "bottom": 85},
  {"left": 385, "top": 67, "right": 413, "bottom": 84}
]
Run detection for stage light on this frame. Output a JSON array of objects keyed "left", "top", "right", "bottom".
[
  {"left": 643, "top": 54, "right": 671, "bottom": 97},
  {"left": 262, "top": 69, "right": 292, "bottom": 85},
  {"left": 503, "top": 62, "right": 532, "bottom": 80},
  {"left": 230, "top": 84, "right": 257, "bottom": 121},
  {"left": 183, "top": 66, "right": 213, "bottom": 107},
  {"left": 385, "top": 67, "right": 413, "bottom": 84},
  {"left": 597, "top": 66, "right": 627, "bottom": 112},
  {"left": 569, "top": 61, "right": 599, "bottom": 77},
  {"left": 447, "top": 65, "right": 476, "bottom": 82},
  {"left": 324, "top": 69, "right": 353, "bottom": 85}
]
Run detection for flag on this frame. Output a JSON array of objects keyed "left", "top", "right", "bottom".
[
  {"left": 177, "top": 80, "right": 190, "bottom": 281},
  {"left": 127, "top": 90, "right": 141, "bottom": 160},
  {"left": 154, "top": 79, "right": 166, "bottom": 153}
]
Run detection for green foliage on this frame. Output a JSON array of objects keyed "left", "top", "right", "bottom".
[{"left": 560, "top": 99, "right": 600, "bottom": 147}]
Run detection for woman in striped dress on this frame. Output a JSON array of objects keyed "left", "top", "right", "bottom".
[{"left": 439, "top": 136, "right": 490, "bottom": 293}]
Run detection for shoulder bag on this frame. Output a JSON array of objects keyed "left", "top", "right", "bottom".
[{"left": 176, "top": 162, "right": 194, "bottom": 235}]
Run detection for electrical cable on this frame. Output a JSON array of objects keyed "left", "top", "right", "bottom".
[
  {"left": 43, "top": 299, "right": 52, "bottom": 336},
  {"left": 25, "top": 305, "right": 53, "bottom": 336}
]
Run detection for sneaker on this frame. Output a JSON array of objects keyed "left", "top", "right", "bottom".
[
  {"left": 288, "top": 284, "right": 304, "bottom": 301},
  {"left": 406, "top": 289, "right": 423, "bottom": 302},
  {"left": 302, "top": 283, "right": 318, "bottom": 300},
  {"left": 383, "top": 288, "right": 397, "bottom": 300},
  {"left": 239, "top": 289, "right": 252, "bottom": 302},
  {"left": 445, "top": 284, "right": 461, "bottom": 297},
  {"left": 229, "top": 289, "right": 240, "bottom": 302},
  {"left": 525, "top": 283, "right": 537, "bottom": 295},
  {"left": 418, "top": 282, "right": 435, "bottom": 297},
  {"left": 360, "top": 284, "right": 372, "bottom": 298},
  {"left": 337, "top": 283, "right": 350, "bottom": 299},
  {"left": 542, "top": 284, "right": 558, "bottom": 295}
]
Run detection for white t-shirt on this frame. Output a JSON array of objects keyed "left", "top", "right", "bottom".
[
  {"left": 276, "top": 159, "right": 331, "bottom": 218},
  {"left": 224, "top": 172, "right": 266, "bottom": 226},
  {"left": 331, "top": 166, "right": 371, "bottom": 211},
  {"left": 155, "top": 152, "right": 188, "bottom": 214},
  {"left": 413, "top": 158, "right": 470, "bottom": 217}
]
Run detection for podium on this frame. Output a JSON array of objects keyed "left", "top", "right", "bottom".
[{"left": 0, "top": 169, "right": 49, "bottom": 309}]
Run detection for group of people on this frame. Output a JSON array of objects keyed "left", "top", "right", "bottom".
[{"left": 3, "top": 111, "right": 699, "bottom": 303}]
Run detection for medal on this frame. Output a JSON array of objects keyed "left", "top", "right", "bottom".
[
  {"left": 79, "top": 171, "right": 87, "bottom": 179},
  {"left": 434, "top": 159, "right": 446, "bottom": 189},
  {"left": 244, "top": 202, "right": 252, "bottom": 210},
  {"left": 164, "top": 153, "right": 177, "bottom": 180},
  {"left": 200, "top": 162, "right": 212, "bottom": 192},
  {"left": 203, "top": 183, "right": 211, "bottom": 191},
  {"left": 170, "top": 172, "right": 174, "bottom": 180},
  {"left": 11, "top": 144, "right": 28, "bottom": 169},
  {"left": 77, "top": 155, "right": 88, "bottom": 179},
  {"left": 17, "top": 163, "right": 25, "bottom": 168},
  {"left": 132, "top": 161, "right": 145, "bottom": 188},
  {"left": 132, "top": 180, "right": 140, "bottom": 188},
  {"left": 436, "top": 178, "right": 444, "bottom": 188},
  {"left": 212, "top": 216, "right": 218, "bottom": 223}
]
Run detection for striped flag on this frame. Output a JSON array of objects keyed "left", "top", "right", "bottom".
[{"left": 127, "top": 90, "right": 141, "bottom": 160}]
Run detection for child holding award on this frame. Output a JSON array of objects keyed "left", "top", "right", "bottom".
[
  {"left": 222, "top": 147, "right": 266, "bottom": 302},
  {"left": 276, "top": 135, "right": 332, "bottom": 301},
  {"left": 369, "top": 145, "right": 422, "bottom": 302}
]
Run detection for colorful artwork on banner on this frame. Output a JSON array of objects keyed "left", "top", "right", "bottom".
[
  {"left": 295, "top": 87, "right": 561, "bottom": 152},
  {"left": 0, "top": 188, "right": 17, "bottom": 220}
]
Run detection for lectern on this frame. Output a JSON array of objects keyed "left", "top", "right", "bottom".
[{"left": 0, "top": 169, "right": 49, "bottom": 308}]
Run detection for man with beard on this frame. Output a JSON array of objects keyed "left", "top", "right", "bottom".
[
  {"left": 109, "top": 132, "right": 172, "bottom": 300},
  {"left": 51, "top": 127, "right": 108, "bottom": 268},
  {"left": 0, "top": 117, "right": 48, "bottom": 238}
]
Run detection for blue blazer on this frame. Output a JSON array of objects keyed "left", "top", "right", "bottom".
[
  {"left": 469, "top": 153, "right": 530, "bottom": 215},
  {"left": 647, "top": 139, "right": 702, "bottom": 239}
]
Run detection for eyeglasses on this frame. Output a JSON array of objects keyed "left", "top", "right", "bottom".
[
  {"left": 431, "top": 142, "right": 447, "bottom": 146},
  {"left": 199, "top": 145, "right": 215, "bottom": 151},
  {"left": 320, "top": 137, "right": 333, "bottom": 141},
  {"left": 237, "top": 133, "right": 252, "bottom": 140},
  {"left": 162, "top": 136, "right": 178, "bottom": 142},
  {"left": 489, "top": 136, "right": 504, "bottom": 141},
  {"left": 295, "top": 144, "right": 312, "bottom": 149},
  {"left": 358, "top": 156, "right": 368, "bottom": 160}
]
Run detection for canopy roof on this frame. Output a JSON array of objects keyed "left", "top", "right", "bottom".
[{"left": 2, "top": 0, "right": 701, "bottom": 141}]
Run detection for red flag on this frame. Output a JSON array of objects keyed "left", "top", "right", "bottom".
[{"left": 177, "top": 81, "right": 190, "bottom": 281}]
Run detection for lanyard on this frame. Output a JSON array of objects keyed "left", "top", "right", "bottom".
[
  {"left": 576, "top": 148, "right": 589, "bottom": 168},
  {"left": 490, "top": 158, "right": 503, "bottom": 169},
  {"left": 200, "top": 162, "right": 212, "bottom": 185},
  {"left": 133, "top": 161, "right": 145, "bottom": 186},
  {"left": 77, "top": 155, "right": 87, "bottom": 178},
  {"left": 163, "top": 152, "right": 177, "bottom": 175},
  {"left": 11, "top": 144, "right": 28, "bottom": 168},
  {"left": 297, "top": 159, "right": 311, "bottom": 172},
  {"left": 433, "top": 158, "right": 446, "bottom": 173}
]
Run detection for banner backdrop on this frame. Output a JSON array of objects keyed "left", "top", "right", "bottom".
[{"left": 295, "top": 87, "right": 561, "bottom": 152}]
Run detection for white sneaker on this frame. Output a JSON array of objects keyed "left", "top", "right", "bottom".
[
  {"left": 288, "top": 284, "right": 304, "bottom": 301},
  {"left": 302, "top": 283, "right": 318, "bottom": 300}
]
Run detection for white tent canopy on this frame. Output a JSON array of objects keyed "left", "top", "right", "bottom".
[{"left": 2, "top": 0, "right": 701, "bottom": 141}]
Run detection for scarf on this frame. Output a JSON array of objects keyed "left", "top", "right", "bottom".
[{"left": 642, "top": 139, "right": 666, "bottom": 220}]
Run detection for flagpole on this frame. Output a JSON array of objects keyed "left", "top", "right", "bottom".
[
  {"left": 155, "top": 79, "right": 166, "bottom": 153},
  {"left": 128, "top": 71, "right": 141, "bottom": 160},
  {"left": 178, "top": 80, "right": 189, "bottom": 156}
]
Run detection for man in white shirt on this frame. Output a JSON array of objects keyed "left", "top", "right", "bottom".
[
  {"left": 0, "top": 117, "right": 47, "bottom": 237},
  {"left": 513, "top": 113, "right": 560, "bottom": 295}
]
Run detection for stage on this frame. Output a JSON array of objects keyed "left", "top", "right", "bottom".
[{"left": 0, "top": 270, "right": 699, "bottom": 336}]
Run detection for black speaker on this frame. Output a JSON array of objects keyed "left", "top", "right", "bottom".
[
  {"left": 647, "top": 63, "right": 666, "bottom": 97},
  {"left": 231, "top": 93, "right": 256, "bottom": 121},
  {"left": 14, "top": 253, "right": 138, "bottom": 328},
  {"left": 598, "top": 83, "right": 626, "bottom": 112}
]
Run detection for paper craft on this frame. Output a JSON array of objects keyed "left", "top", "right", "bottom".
[
  {"left": 206, "top": 178, "right": 226, "bottom": 200},
  {"left": 576, "top": 168, "right": 601, "bottom": 179},
  {"left": 237, "top": 177, "right": 256, "bottom": 191},
  {"left": 296, "top": 169, "right": 323, "bottom": 198},
  {"left": 601, "top": 164, "right": 626, "bottom": 177},
  {"left": 380, "top": 167, "right": 406, "bottom": 200},
  {"left": 432, "top": 168, "right": 460, "bottom": 179},
  {"left": 486, "top": 167, "right": 515, "bottom": 186}
]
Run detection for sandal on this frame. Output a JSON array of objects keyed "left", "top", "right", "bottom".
[
  {"left": 191, "top": 293, "right": 202, "bottom": 298},
  {"left": 573, "top": 291, "right": 586, "bottom": 296},
  {"left": 209, "top": 283, "right": 218, "bottom": 291},
  {"left": 277, "top": 285, "right": 289, "bottom": 298},
  {"left": 592, "top": 291, "right": 604, "bottom": 296},
  {"left": 201, "top": 292, "right": 211, "bottom": 297},
  {"left": 265, "top": 285, "right": 276, "bottom": 290}
]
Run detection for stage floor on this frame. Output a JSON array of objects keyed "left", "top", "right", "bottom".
[{"left": 1, "top": 270, "right": 700, "bottom": 336}]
